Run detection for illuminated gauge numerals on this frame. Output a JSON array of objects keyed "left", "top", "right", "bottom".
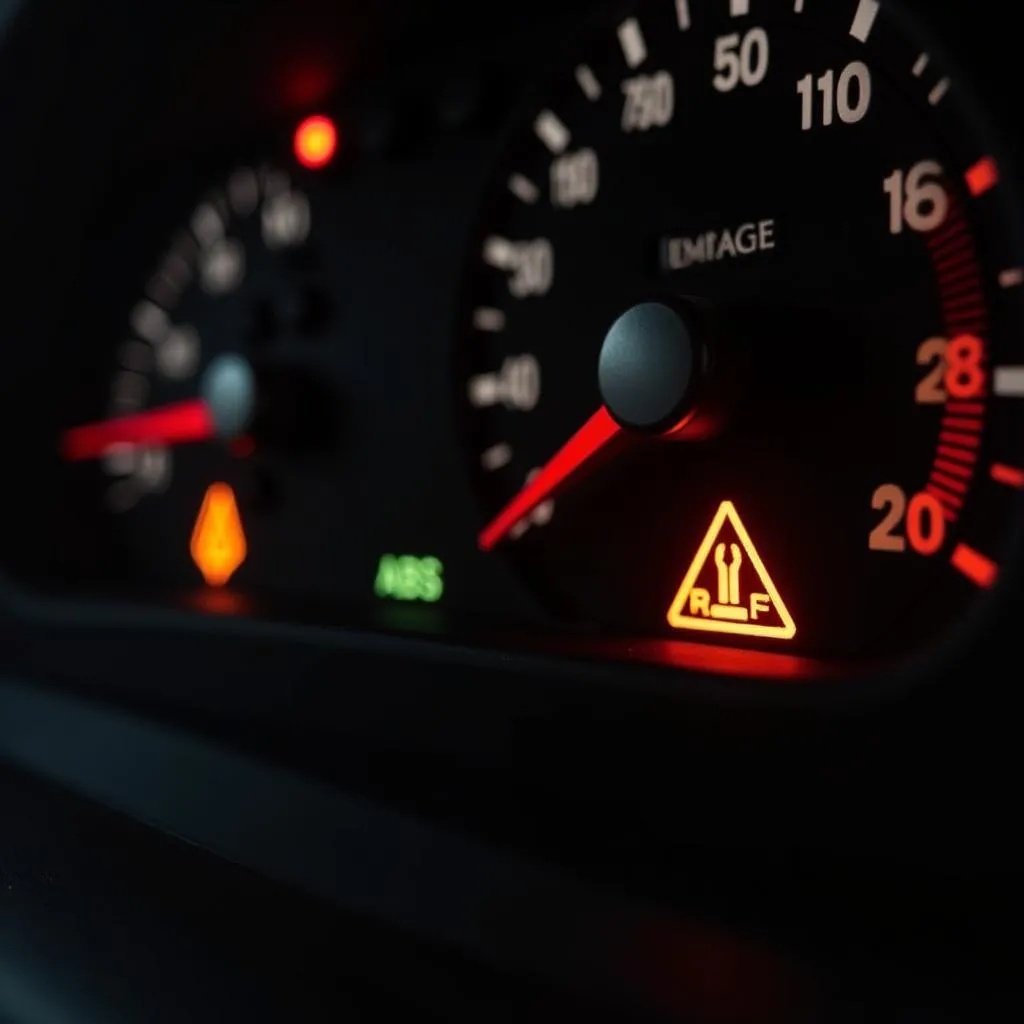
[{"left": 458, "top": 0, "right": 1023, "bottom": 661}]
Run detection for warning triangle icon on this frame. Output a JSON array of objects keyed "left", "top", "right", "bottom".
[{"left": 666, "top": 501, "right": 796, "bottom": 640}]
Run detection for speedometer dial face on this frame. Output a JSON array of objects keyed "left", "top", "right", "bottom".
[
  {"left": 57, "top": 155, "right": 357, "bottom": 604},
  {"left": 460, "top": 0, "right": 1024, "bottom": 662}
]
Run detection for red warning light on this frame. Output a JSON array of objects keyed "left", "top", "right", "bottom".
[
  {"left": 666, "top": 501, "right": 796, "bottom": 640},
  {"left": 293, "top": 115, "right": 338, "bottom": 170},
  {"left": 965, "top": 156, "right": 999, "bottom": 197}
]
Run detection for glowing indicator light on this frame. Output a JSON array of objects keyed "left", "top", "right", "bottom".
[
  {"left": 190, "top": 482, "right": 247, "bottom": 587},
  {"left": 666, "top": 501, "right": 796, "bottom": 640},
  {"left": 374, "top": 555, "right": 444, "bottom": 603},
  {"left": 965, "top": 157, "right": 999, "bottom": 197},
  {"left": 293, "top": 115, "right": 338, "bottom": 170}
]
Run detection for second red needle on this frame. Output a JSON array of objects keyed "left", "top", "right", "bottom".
[
  {"left": 60, "top": 353, "right": 256, "bottom": 462},
  {"left": 61, "top": 399, "right": 215, "bottom": 462}
]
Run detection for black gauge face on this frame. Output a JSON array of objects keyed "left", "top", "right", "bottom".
[
  {"left": 460, "top": 0, "right": 1024, "bottom": 661},
  {"left": 57, "top": 159, "right": 370, "bottom": 606},
  {"left": 85, "top": 166, "right": 321, "bottom": 516}
]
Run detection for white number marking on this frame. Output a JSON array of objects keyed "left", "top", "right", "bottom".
[
  {"left": 621, "top": 71, "right": 675, "bottom": 131},
  {"left": 928, "top": 78, "right": 951, "bottom": 106},
  {"left": 850, "top": 0, "right": 880, "bottom": 42},
  {"left": 484, "top": 235, "right": 516, "bottom": 269},
  {"left": 136, "top": 447, "right": 171, "bottom": 492},
  {"left": 261, "top": 190, "right": 311, "bottom": 248},
  {"left": 617, "top": 17, "right": 647, "bottom": 69},
  {"left": 191, "top": 202, "right": 224, "bottom": 247},
  {"left": 508, "top": 240, "right": 554, "bottom": 298},
  {"left": 883, "top": 161, "right": 948, "bottom": 234},
  {"left": 157, "top": 325, "right": 200, "bottom": 380},
  {"left": 468, "top": 355, "right": 542, "bottom": 410},
  {"left": 550, "top": 149, "right": 599, "bottom": 208},
  {"left": 994, "top": 367, "right": 1024, "bottom": 397},
  {"left": 713, "top": 28, "right": 769, "bottom": 92},
  {"left": 534, "top": 109, "right": 571, "bottom": 154},
  {"left": 508, "top": 174, "right": 539, "bottom": 204},
  {"left": 837, "top": 62, "right": 871, "bottom": 123},
  {"left": 199, "top": 237, "right": 245, "bottom": 294},
  {"left": 102, "top": 443, "right": 136, "bottom": 477},
  {"left": 798, "top": 62, "right": 871, "bottom": 129},
  {"left": 130, "top": 300, "right": 169, "bottom": 344},
  {"left": 481, "top": 444, "right": 513, "bottom": 471},
  {"left": 574, "top": 64, "right": 602, "bottom": 101},
  {"left": 485, "top": 238, "right": 555, "bottom": 296},
  {"left": 468, "top": 374, "right": 500, "bottom": 407}
]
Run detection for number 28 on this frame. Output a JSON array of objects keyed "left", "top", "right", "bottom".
[{"left": 916, "top": 334, "right": 986, "bottom": 404}]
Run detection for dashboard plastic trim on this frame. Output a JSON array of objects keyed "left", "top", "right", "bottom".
[{"left": 0, "top": 676, "right": 816, "bottom": 1020}]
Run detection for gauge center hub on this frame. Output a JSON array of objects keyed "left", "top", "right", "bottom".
[
  {"left": 598, "top": 301, "right": 702, "bottom": 432},
  {"left": 200, "top": 354, "right": 256, "bottom": 440}
]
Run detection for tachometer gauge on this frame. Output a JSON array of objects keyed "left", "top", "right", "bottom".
[
  {"left": 460, "top": 0, "right": 1024, "bottom": 661},
  {"left": 57, "top": 149, "right": 350, "bottom": 601}
]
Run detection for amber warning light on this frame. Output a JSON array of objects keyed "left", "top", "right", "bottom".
[
  {"left": 294, "top": 114, "right": 338, "bottom": 170},
  {"left": 191, "top": 482, "right": 247, "bottom": 587},
  {"left": 666, "top": 501, "right": 795, "bottom": 640}
]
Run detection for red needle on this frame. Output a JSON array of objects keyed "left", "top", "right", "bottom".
[
  {"left": 478, "top": 406, "right": 631, "bottom": 551},
  {"left": 60, "top": 398, "right": 216, "bottom": 462}
]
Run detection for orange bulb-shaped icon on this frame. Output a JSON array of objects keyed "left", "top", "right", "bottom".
[{"left": 190, "top": 483, "right": 247, "bottom": 587}]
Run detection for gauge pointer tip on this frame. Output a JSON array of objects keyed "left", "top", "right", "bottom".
[{"left": 478, "top": 406, "right": 626, "bottom": 551}]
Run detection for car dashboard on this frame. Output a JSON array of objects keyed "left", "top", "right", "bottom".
[{"left": 0, "top": 0, "right": 1022, "bottom": 1020}]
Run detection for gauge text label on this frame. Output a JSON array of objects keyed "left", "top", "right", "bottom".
[{"left": 661, "top": 219, "right": 776, "bottom": 272}]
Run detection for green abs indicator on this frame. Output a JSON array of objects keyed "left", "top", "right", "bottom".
[{"left": 374, "top": 555, "right": 444, "bottom": 603}]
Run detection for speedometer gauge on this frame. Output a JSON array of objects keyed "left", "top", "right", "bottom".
[{"left": 459, "top": 0, "right": 1024, "bottom": 661}]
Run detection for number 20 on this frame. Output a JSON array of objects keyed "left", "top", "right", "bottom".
[{"left": 870, "top": 486, "right": 945, "bottom": 555}]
